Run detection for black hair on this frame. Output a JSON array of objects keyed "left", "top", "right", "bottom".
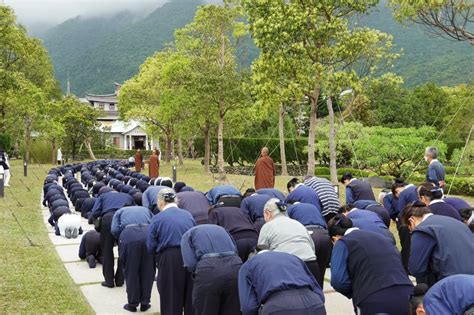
[
  {"left": 409, "top": 284, "right": 429, "bottom": 315},
  {"left": 340, "top": 172, "right": 353, "bottom": 183},
  {"left": 418, "top": 182, "right": 442, "bottom": 200},
  {"left": 400, "top": 204, "right": 432, "bottom": 226},
  {"left": 391, "top": 180, "right": 407, "bottom": 196},
  {"left": 338, "top": 204, "right": 354, "bottom": 214},
  {"left": 328, "top": 214, "right": 353, "bottom": 238},
  {"left": 459, "top": 207, "right": 473, "bottom": 221},
  {"left": 133, "top": 192, "right": 143, "bottom": 206},
  {"left": 162, "top": 192, "right": 176, "bottom": 203},
  {"left": 287, "top": 178, "right": 300, "bottom": 190},
  {"left": 244, "top": 188, "right": 256, "bottom": 198}
]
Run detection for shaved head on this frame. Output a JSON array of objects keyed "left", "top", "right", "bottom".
[{"left": 261, "top": 147, "right": 269, "bottom": 156}]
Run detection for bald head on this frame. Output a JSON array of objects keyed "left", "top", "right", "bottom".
[{"left": 261, "top": 147, "right": 269, "bottom": 157}]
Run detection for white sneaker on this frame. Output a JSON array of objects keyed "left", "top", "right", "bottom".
[{"left": 4, "top": 184, "right": 10, "bottom": 187}]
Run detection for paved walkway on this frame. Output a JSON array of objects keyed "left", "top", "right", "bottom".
[{"left": 42, "top": 179, "right": 354, "bottom": 314}]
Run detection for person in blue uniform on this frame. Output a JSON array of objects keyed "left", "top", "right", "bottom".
[
  {"left": 147, "top": 188, "right": 196, "bottom": 315},
  {"left": 208, "top": 205, "right": 258, "bottom": 262},
  {"left": 424, "top": 146, "right": 446, "bottom": 188},
  {"left": 91, "top": 191, "right": 135, "bottom": 288},
  {"left": 240, "top": 193, "right": 272, "bottom": 232},
  {"left": 206, "top": 185, "right": 242, "bottom": 207},
  {"left": 380, "top": 190, "right": 399, "bottom": 220},
  {"left": 255, "top": 188, "right": 286, "bottom": 200},
  {"left": 181, "top": 225, "right": 242, "bottom": 315},
  {"left": 142, "top": 185, "right": 167, "bottom": 214},
  {"left": 410, "top": 275, "right": 474, "bottom": 315},
  {"left": 328, "top": 215, "right": 413, "bottom": 315},
  {"left": 459, "top": 207, "right": 474, "bottom": 232},
  {"left": 111, "top": 206, "right": 154, "bottom": 312},
  {"left": 401, "top": 205, "right": 474, "bottom": 287},
  {"left": 418, "top": 183, "right": 462, "bottom": 220},
  {"left": 286, "top": 178, "right": 320, "bottom": 208},
  {"left": 351, "top": 199, "right": 391, "bottom": 227},
  {"left": 177, "top": 191, "right": 209, "bottom": 224},
  {"left": 340, "top": 173, "right": 375, "bottom": 204},
  {"left": 443, "top": 196, "right": 470, "bottom": 211},
  {"left": 238, "top": 251, "right": 326, "bottom": 315},
  {"left": 78, "top": 230, "right": 101, "bottom": 268},
  {"left": 287, "top": 202, "right": 332, "bottom": 287},
  {"left": 339, "top": 206, "right": 395, "bottom": 245}
]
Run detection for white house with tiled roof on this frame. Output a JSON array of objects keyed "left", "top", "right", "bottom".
[{"left": 81, "top": 83, "right": 159, "bottom": 150}]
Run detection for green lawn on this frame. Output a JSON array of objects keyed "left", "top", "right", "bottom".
[{"left": 0, "top": 160, "right": 93, "bottom": 314}]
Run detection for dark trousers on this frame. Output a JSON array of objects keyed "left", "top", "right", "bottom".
[
  {"left": 357, "top": 285, "right": 413, "bottom": 315},
  {"left": 260, "top": 288, "right": 326, "bottom": 315},
  {"left": 193, "top": 256, "right": 242, "bottom": 315},
  {"left": 86, "top": 230, "right": 102, "bottom": 262},
  {"left": 398, "top": 225, "right": 411, "bottom": 273},
  {"left": 304, "top": 260, "right": 321, "bottom": 288},
  {"left": 254, "top": 218, "right": 265, "bottom": 233},
  {"left": 156, "top": 247, "right": 194, "bottom": 315},
  {"left": 100, "top": 211, "right": 123, "bottom": 285},
  {"left": 119, "top": 226, "right": 155, "bottom": 307},
  {"left": 235, "top": 237, "right": 258, "bottom": 263},
  {"left": 307, "top": 227, "right": 332, "bottom": 288}
]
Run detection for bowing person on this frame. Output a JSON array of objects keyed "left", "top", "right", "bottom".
[
  {"left": 287, "top": 202, "right": 332, "bottom": 287},
  {"left": 111, "top": 206, "right": 154, "bottom": 313},
  {"left": 177, "top": 191, "right": 209, "bottom": 225},
  {"left": 286, "top": 178, "right": 320, "bottom": 207},
  {"left": 418, "top": 183, "right": 462, "bottom": 220},
  {"left": 181, "top": 225, "right": 242, "bottom": 315},
  {"left": 258, "top": 198, "right": 320, "bottom": 285},
  {"left": 240, "top": 192, "right": 272, "bottom": 232},
  {"left": 340, "top": 172, "right": 375, "bottom": 204},
  {"left": 147, "top": 188, "right": 195, "bottom": 315},
  {"left": 303, "top": 176, "right": 341, "bottom": 222},
  {"left": 401, "top": 205, "right": 474, "bottom": 287},
  {"left": 91, "top": 190, "right": 135, "bottom": 288},
  {"left": 206, "top": 185, "right": 242, "bottom": 207},
  {"left": 329, "top": 215, "right": 413, "bottom": 315},
  {"left": 238, "top": 251, "right": 326, "bottom": 315},
  {"left": 78, "top": 230, "right": 101, "bottom": 268},
  {"left": 208, "top": 205, "right": 259, "bottom": 262}
]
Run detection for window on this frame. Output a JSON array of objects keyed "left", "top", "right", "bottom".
[
  {"left": 109, "top": 103, "right": 115, "bottom": 111},
  {"left": 98, "top": 103, "right": 104, "bottom": 110},
  {"left": 113, "top": 137, "right": 120, "bottom": 147}
]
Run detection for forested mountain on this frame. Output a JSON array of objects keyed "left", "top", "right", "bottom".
[{"left": 38, "top": 0, "right": 473, "bottom": 96}]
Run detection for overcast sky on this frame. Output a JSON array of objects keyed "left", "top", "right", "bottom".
[{"left": 4, "top": 0, "right": 166, "bottom": 26}]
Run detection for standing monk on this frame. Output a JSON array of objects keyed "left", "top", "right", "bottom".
[
  {"left": 148, "top": 149, "right": 160, "bottom": 178},
  {"left": 134, "top": 149, "right": 143, "bottom": 172},
  {"left": 254, "top": 147, "right": 275, "bottom": 190}
]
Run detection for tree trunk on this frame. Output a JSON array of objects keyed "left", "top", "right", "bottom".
[
  {"left": 177, "top": 137, "right": 184, "bottom": 166},
  {"left": 278, "top": 103, "right": 288, "bottom": 176},
  {"left": 307, "top": 88, "right": 320, "bottom": 176},
  {"left": 51, "top": 142, "right": 56, "bottom": 165},
  {"left": 24, "top": 123, "right": 31, "bottom": 163},
  {"left": 203, "top": 127, "right": 211, "bottom": 173},
  {"left": 217, "top": 112, "right": 225, "bottom": 174},
  {"left": 165, "top": 134, "right": 172, "bottom": 163},
  {"left": 327, "top": 95, "right": 338, "bottom": 184},
  {"left": 84, "top": 139, "right": 96, "bottom": 160}
]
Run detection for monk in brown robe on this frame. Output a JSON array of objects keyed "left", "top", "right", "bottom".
[
  {"left": 254, "top": 147, "right": 275, "bottom": 190},
  {"left": 134, "top": 149, "right": 143, "bottom": 172},
  {"left": 148, "top": 149, "right": 160, "bottom": 178}
]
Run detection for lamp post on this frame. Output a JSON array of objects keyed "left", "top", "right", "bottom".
[{"left": 0, "top": 166, "right": 4, "bottom": 198}]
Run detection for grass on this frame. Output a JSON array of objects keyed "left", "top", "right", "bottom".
[
  {"left": 0, "top": 160, "right": 93, "bottom": 314},
  {"left": 0, "top": 158, "right": 471, "bottom": 313}
]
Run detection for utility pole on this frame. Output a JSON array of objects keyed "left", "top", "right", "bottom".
[{"left": 66, "top": 66, "right": 71, "bottom": 96}]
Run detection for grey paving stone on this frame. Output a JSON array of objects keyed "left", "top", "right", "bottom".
[
  {"left": 324, "top": 291, "right": 354, "bottom": 314},
  {"left": 48, "top": 231, "right": 83, "bottom": 245},
  {"left": 80, "top": 283, "right": 161, "bottom": 314},
  {"left": 55, "top": 244, "right": 81, "bottom": 263},
  {"left": 64, "top": 261, "right": 105, "bottom": 284}
]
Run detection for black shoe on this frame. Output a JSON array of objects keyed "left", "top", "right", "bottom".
[
  {"left": 101, "top": 281, "right": 114, "bottom": 288},
  {"left": 123, "top": 304, "right": 137, "bottom": 312},
  {"left": 140, "top": 304, "right": 151, "bottom": 312},
  {"left": 86, "top": 255, "right": 96, "bottom": 268},
  {"left": 115, "top": 281, "right": 124, "bottom": 287}
]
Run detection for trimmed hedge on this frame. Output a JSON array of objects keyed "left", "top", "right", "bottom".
[
  {"left": 194, "top": 138, "right": 308, "bottom": 166},
  {"left": 92, "top": 149, "right": 154, "bottom": 160},
  {"left": 407, "top": 173, "right": 473, "bottom": 196}
]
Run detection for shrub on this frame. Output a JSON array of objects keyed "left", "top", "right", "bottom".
[
  {"left": 0, "top": 134, "right": 11, "bottom": 152},
  {"left": 315, "top": 166, "right": 330, "bottom": 175},
  {"left": 336, "top": 167, "right": 371, "bottom": 178}
]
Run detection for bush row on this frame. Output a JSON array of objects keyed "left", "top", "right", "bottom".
[{"left": 407, "top": 174, "right": 473, "bottom": 196}]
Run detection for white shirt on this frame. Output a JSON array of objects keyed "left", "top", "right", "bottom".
[
  {"left": 57, "top": 149, "right": 62, "bottom": 161},
  {"left": 163, "top": 202, "right": 178, "bottom": 211},
  {"left": 57, "top": 214, "right": 81, "bottom": 237},
  {"left": 421, "top": 213, "right": 434, "bottom": 223},
  {"left": 430, "top": 159, "right": 439, "bottom": 165},
  {"left": 344, "top": 227, "right": 360, "bottom": 235},
  {"left": 429, "top": 199, "right": 445, "bottom": 205}
]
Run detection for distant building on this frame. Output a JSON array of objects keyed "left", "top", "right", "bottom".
[{"left": 81, "top": 83, "right": 159, "bottom": 150}]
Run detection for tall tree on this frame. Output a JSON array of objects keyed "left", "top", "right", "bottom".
[
  {"left": 390, "top": 0, "right": 474, "bottom": 44},
  {"left": 244, "top": 0, "right": 396, "bottom": 175}
]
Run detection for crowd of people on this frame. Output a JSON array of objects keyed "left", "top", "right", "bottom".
[{"left": 40, "top": 146, "right": 473, "bottom": 315}]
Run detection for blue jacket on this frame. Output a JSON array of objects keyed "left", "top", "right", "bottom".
[
  {"left": 286, "top": 185, "right": 320, "bottom": 208},
  {"left": 347, "top": 209, "right": 395, "bottom": 244},
  {"left": 287, "top": 202, "right": 327, "bottom": 228},
  {"left": 239, "top": 251, "right": 323, "bottom": 315},
  {"left": 240, "top": 194, "right": 272, "bottom": 222},
  {"left": 142, "top": 186, "right": 168, "bottom": 210},
  {"left": 255, "top": 188, "right": 286, "bottom": 200},
  {"left": 397, "top": 184, "right": 418, "bottom": 218},
  {"left": 91, "top": 191, "right": 135, "bottom": 218},
  {"left": 206, "top": 185, "right": 241, "bottom": 205},
  {"left": 424, "top": 274, "right": 474, "bottom": 315},
  {"left": 111, "top": 206, "right": 152, "bottom": 239},
  {"left": 426, "top": 160, "right": 445, "bottom": 187},
  {"left": 146, "top": 206, "right": 196, "bottom": 255},
  {"left": 181, "top": 224, "right": 238, "bottom": 272}
]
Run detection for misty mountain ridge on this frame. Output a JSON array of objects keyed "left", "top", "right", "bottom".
[{"left": 36, "top": 0, "right": 473, "bottom": 96}]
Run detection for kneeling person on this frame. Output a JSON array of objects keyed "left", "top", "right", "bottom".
[{"left": 181, "top": 224, "right": 242, "bottom": 315}]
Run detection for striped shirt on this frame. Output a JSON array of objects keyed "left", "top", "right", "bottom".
[{"left": 303, "top": 177, "right": 340, "bottom": 217}]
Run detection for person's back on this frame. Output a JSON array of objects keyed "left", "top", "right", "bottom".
[
  {"left": 287, "top": 203, "right": 327, "bottom": 228},
  {"left": 286, "top": 184, "right": 320, "bottom": 208},
  {"left": 397, "top": 184, "right": 418, "bottom": 217},
  {"left": 241, "top": 193, "right": 272, "bottom": 221},
  {"left": 346, "top": 179, "right": 375, "bottom": 203},
  {"left": 57, "top": 213, "right": 82, "bottom": 239},
  {"left": 256, "top": 188, "right": 286, "bottom": 200},
  {"left": 334, "top": 230, "right": 412, "bottom": 306},
  {"left": 427, "top": 159, "right": 445, "bottom": 187},
  {"left": 239, "top": 251, "right": 325, "bottom": 315},
  {"left": 304, "top": 176, "right": 340, "bottom": 219},
  {"left": 177, "top": 191, "right": 210, "bottom": 224},
  {"left": 410, "top": 214, "right": 474, "bottom": 282},
  {"left": 429, "top": 200, "right": 462, "bottom": 221},
  {"left": 142, "top": 185, "right": 167, "bottom": 211},
  {"left": 347, "top": 209, "right": 394, "bottom": 244},
  {"left": 443, "top": 197, "right": 471, "bottom": 211},
  {"left": 206, "top": 185, "right": 241, "bottom": 205},
  {"left": 254, "top": 147, "right": 275, "bottom": 190},
  {"left": 209, "top": 206, "right": 258, "bottom": 238}
]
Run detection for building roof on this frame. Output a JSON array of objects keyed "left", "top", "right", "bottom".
[
  {"left": 85, "top": 93, "right": 118, "bottom": 103},
  {"left": 106, "top": 120, "right": 146, "bottom": 135}
]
